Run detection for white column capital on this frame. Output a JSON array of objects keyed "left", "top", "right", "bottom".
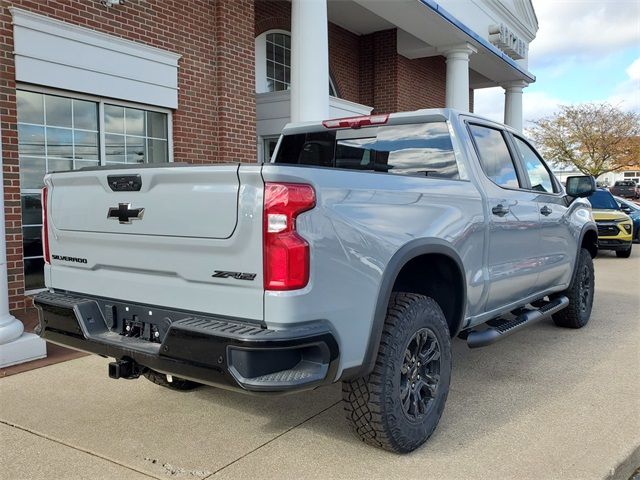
[
  {"left": 439, "top": 43, "right": 478, "bottom": 59},
  {"left": 501, "top": 80, "right": 529, "bottom": 94}
]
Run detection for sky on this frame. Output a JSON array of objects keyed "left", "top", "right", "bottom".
[{"left": 474, "top": 0, "right": 640, "bottom": 127}]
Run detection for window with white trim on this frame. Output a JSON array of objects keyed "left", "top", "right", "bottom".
[
  {"left": 16, "top": 88, "right": 171, "bottom": 291},
  {"left": 256, "top": 30, "right": 337, "bottom": 96}
]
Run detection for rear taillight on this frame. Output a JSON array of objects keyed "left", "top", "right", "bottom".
[
  {"left": 263, "top": 182, "right": 315, "bottom": 290},
  {"left": 322, "top": 114, "right": 389, "bottom": 129},
  {"left": 41, "top": 186, "right": 50, "bottom": 264}
]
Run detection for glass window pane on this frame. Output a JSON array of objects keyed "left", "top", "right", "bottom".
[
  {"left": 147, "top": 111, "right": 167, "bottom": 139},
  {"left": 126, "top": 136, "right": 145, "bottom": 163},
  {"left": 274, "top": 45, "right": 285, "bottom": 65},
  {"left": 73, "top": 99, "right": 98, "bottom": 131},
  {"left": 18, "top": 125, "right": 45, "bottom": 156},
  {"left": 274, "top": 63, "right": 285, "bottom": 83},
  {"left": 17, "top": 91, "right": 44, "bottom": 125},
  {"left": 125, "top": 108, "right": 145, "bottom": 136},
  {"left": 45, "top": 95, "right": 72, "bottom": 128},
  {"left": 74, "top": 159, "right": 99, "bottom": 170},
  {"left": 469, "top": 125, "right": 520, "bottom": 189},
  {"left": 105, "top": 105, "right": 125, "bottom": 134},
  {"left": 267, "top": 61, "right": 275, "bottom": 79},
  {"left": 19, "top": 157, "right": 46, "bottom": 190},
  {"left": 24, "top": 257, "right": 45, "bottom": 291},
  {"left": 514, "top": 137, "right": 554, "bottom": 193},
  {"left": 105, "top": 134, "right": 125, "bottom": 163},
  {"left": 147, "top": 139, "right": 168, "bottom": 163},
  {"left": 74, "top": 130, "right": 99, "bottom": 160},
  {"left": 46, "top": 127, "right": 73, "bottom": 158},
  {"left": 21, "top": 195, "right": 42, "bottom": 226},
  {"left": 47, "top": 158, "right": 73, "bottom": 173},
  {"left": 23, "top": 226, "right": 43, "bottom": 258}
]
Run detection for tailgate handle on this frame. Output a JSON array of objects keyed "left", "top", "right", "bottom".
[{"left": 108, "top": 175, "right": 142, "bottom": 192}]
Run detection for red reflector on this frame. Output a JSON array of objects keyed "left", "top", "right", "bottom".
[
  {"left": 42, "top": 186, "right": 50, "bottom": 264},
  {"left": 322, "top": 114, "right": 389, "bottom": 129},
  {"left": 263, "top": 183, "right": 315, "bottom": 291}
]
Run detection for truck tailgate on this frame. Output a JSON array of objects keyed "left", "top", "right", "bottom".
[{"left": 45, "top": 164, "right": 265, "bottom": 321}]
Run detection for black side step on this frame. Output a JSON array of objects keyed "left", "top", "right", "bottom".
[{"left": 467, "top": 296, "right": 569, "bottom": 349}]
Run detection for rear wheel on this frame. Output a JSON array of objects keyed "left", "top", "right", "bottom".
[
  {"left": 143, "top": 369, "right": 201, "bottom": 391},
  {"left": 616, "top": 245, "right": 632, "bottom": 258},
  {"left": 552, "top": 248, "right": 594, "bottom": 329},
  {"left": 342, "top": 293, "right": 451, "bottom": 453}
]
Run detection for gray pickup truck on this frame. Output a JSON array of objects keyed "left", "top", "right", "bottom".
[{"left": 35, "top": 109, "right": 598, "bottom": 453}]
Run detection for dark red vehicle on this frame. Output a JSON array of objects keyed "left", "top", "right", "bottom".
[{"left": 610, "top": 180, "right": 639, "bottom": 199}]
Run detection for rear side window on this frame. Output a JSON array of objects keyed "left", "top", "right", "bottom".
[
  {"left": 468, "top": 124, "right": 520, "bottom": 189},
  {"left": 274, "top": 122, "right": 460, "bottom": 179}
]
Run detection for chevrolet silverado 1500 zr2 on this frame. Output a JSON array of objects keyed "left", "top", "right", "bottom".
[{"left": 35, "top": 109, "right": 598, "bottom": 453}]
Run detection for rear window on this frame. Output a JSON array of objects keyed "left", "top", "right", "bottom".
[
  {"left": 615, "top": 181, "right": 635, "bottom": 187},
  {"left": 274, "top": 122, "right": 460, "bottom": 179}
]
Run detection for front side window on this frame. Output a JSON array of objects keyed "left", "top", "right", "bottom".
[
  {"left": 275, "top": 122, "right": 460, "bottom": 179},
  {"left": 468, "top": 124, "right": 520, "bottom": 189},
  {"left": 513, "top": 136, "right": 555, "bottom": 193},
  {"left": 16, "top": 89, "right": 170, "bottom": 290}
]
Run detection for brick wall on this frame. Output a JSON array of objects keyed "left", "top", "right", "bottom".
[
  {"left": 0, "top": 0, "right": 255, "bottom": 311},
  {"left": 397, "top": 56, "right": 447, "bottom": 112}
]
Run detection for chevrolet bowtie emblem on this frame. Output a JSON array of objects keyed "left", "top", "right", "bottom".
[{"left": 107, "top": 203, "right": 145, "bottom": 224}]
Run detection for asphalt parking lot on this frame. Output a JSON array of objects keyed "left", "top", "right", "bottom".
[{"left": 1, "top": 250, "right": 638, "bottom": 480}]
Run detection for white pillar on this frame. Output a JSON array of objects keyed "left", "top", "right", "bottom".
[
  {"left": 0, "top": 117, "right": 46, "bottom": 368},
  {"left": 503, "top": 81, "right": 528, "bottom": 132},
  {"left": 442, "top": 44, "right": 477, "bottom": 112},
  {"left": 290, "top": 0, "right": 329, "bottom": 123}
]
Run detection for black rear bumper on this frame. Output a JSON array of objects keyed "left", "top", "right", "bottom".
[{"left": 34, "top": 291, "right": 339, "bottom": 393}]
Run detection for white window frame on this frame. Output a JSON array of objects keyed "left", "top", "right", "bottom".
[
  {"left": 255, "top": 29, "right": 291, "bottom": 94},
  {"left": 17, "top": 84, "right": 174, "bottom": 294},
  {"left": 255, "top": 30, "right": 338, "bottom": 97},
  {"left": 259, "top": 135, "right": 281, "bottom": 163}
]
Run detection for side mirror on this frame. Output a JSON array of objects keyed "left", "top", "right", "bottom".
[
  {"left": 566, "top": 175, "right": 596, "bottom": 198},
  {"left": 620, "top": 205, "right": 632, "bottom": 214}
]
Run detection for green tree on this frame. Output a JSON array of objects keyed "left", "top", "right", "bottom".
[{"left": 530, "top": 103, "right": 640, "bottom": 178}]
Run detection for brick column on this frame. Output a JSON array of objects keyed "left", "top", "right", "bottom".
[
  {"left": 212, "top": 0, "right": 256, "bottom": 163},
  {"left": 359, "top": 29, "right": 398, "bottom": 114}
]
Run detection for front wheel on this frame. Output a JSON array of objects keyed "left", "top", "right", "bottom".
[
  {"left": 552, "top": 248, "right": 594, "bottom": 329},
  {"left": 342, "top": 293, "right": 452, "bottom": 453},
  {"left": 616, "top": 245, "right": 632, "bottom": 258}
]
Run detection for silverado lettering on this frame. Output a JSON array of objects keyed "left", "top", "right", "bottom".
[{"left": 51, "top": 255, "right": 88, "bottom": 264}]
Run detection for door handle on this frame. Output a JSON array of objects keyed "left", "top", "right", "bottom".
[
  {"left": 492, "top": 204, "right": 510, "bottom": 217},
  {"left": 540, "top": 206, "right": 552, "bottom": 216}
]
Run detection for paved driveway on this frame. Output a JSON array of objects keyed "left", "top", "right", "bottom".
[{"left": 1, "top": 251, "right": 639, "bottom": 480}]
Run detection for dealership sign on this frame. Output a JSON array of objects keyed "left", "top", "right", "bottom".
[{"left": 489, "top": 23, "right": 527, "bottom": 60}]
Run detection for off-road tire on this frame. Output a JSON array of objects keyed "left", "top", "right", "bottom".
[
  {"left": 342, "top": 293, "right": 452, "bottom": 453},
  {"left": 552, "top": 248, "right": 594, "bottom": 329},
  {"left": 143, "top": 369, "right": 201, "bottom": 391},
  {"left": 616, "top": 245, "right": 632, "bottom": 258}
]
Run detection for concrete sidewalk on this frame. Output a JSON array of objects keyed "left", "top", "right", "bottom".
[{"left": 1, "top": 251, "right": 638, "bottom": 480}]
